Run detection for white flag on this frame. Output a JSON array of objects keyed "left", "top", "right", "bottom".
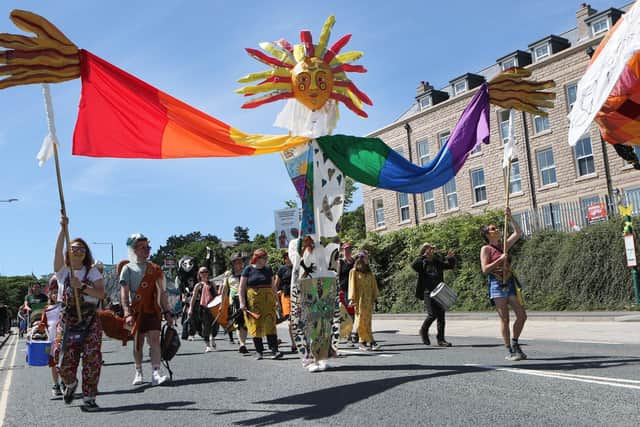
[
  {"left": 503, "top": 109, "right": 518, "bottom": 168},
  {"left": 36, "top": 84, "right": 59, "bottom": 167},
  {"left": 568, "top": 0, "right": 640, "bottom": 146}
]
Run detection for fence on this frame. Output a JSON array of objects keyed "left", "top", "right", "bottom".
[{"left": 513, "top": 190, "right": 640, "bottom": 235}]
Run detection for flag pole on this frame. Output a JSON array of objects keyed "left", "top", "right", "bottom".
[
  {"left": 503, "top": 157, "right": 512, "bottom": 283},
  {"left": 43, "top": 84, "right": 82, "bottom": 320}
]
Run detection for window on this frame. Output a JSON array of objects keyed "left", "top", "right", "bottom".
[
  {"left": 444, "top": 178, "right": 458, "bottom": 210},
  {"left": 542, "top": 203, "right": 562, "bottom": 230},
  {"left": 498, "top": 110, "right": 511, "bottom": 144},
  {"left": 417, "top": 140, "right": 430, "bottom": 166},
  {"left": 591, "top": 18, "right": 610, "bottom": 36},
  {"left": 438, "top": 131, "right": 450, "bottom": 148},
  {"left": 422, "top": 191, "right": 435, "bottom": 216},
  {"left": 373, "top": 198, "right": 385, "bottom": 228},
  {"left": 507, "top": 160, "right": 522, "bottom": 194},
  {"left": 501, "top": 58, "right": 517, "bottom": 70},
  {"left": 566, "top": 83, "right": 577, "bottom": 111},
  {"left": 453, "top": 80, "right": 467, "bottom": 95},
  {"left": 419, "top": 97, "right": 431, "bottom": 110},
  {"left": 537, "top": 148, "right": 557, "bottom": 186},
  {"left": 624, "top": 187, "right": 640, "bottom": 215},
  {"left": 533, "top": 112, "right": 550, "bottom": 134},
  {"left": 575, "top": 135, "right": 595, "bottom": 176},
  {"left": 533, "top": 43, "right": 550, "bottom": 61},
  {"left": 471, "top": 168, "right": 487, "bottom": 203},
  {"left": 634, "top": 145, "right": 640, "bottom": 162},
  {"left": 398, "top": 193, "right": 410, "bottom": 222}
]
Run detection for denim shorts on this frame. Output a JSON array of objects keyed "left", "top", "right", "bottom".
[{"left": 488, "top": 274, "right": 516, "bottom": 300}]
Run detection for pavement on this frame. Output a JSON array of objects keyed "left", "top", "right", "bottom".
[{"left": 372, "top": 311, "right": 640, "bottom": 345}]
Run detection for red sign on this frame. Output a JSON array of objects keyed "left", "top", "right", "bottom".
[{"left": 587, "top": 203, "right": 606, "bottom": 223}]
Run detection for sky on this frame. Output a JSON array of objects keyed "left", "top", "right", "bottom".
[{"left": 0, "top": 0, "right": 621, "bottom": 276}]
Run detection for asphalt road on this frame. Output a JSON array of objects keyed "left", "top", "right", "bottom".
[{"left": 0, "top": 316, "right": 639, "bottom": 427}]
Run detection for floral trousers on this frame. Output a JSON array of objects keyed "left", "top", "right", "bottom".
[{"left": 57, "top": 316, "right": 102, "bottom": 398}]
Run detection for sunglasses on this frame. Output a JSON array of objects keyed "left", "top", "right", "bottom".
[
  {"left": 136, "top": 245, "right": 151, "bottom": 250},
  {"left": 487, "top": 226, "right": 498, "bottom": 232},
  {"left": 70, "top": 246, "right": 86, "bottom": 253},
  {"left": 199, "top": 270, "right": 209, "bottom": 274}
]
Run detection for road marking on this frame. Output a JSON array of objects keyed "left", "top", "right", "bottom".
[
  {"left": 466, "top": 363, "right": 640, "bottom": 390},
  {"left": 560, "top": 339, "right": 625, "bottom": 345},
  {"left": 0, "top": 335, "right": 19, "bottom": 425}
]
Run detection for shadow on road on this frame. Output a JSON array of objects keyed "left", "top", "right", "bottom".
[
  {"left": 214, "top": 364, "right": 485, "bottom": 425},
  {"left": 99, "top": 400, "right": 198, "bottom": 413},
  {"left": 513, "top": 356, "right": 640, "bottom": 372},
  {"left": 99, "top": 376, "right": 245, "bottom": 396}
]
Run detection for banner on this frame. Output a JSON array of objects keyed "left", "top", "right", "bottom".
[{"left": 274, "top": 208, "right": 300, "bottom": 249}]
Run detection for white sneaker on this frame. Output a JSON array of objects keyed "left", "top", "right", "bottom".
[
  {"left": 307, "top": 363, "right": 321, "bottom": 373},
  {"left": 151, "top": 371, "right": 167, "bottom": 386},
  {"left": 188, "top": 336, "right": 195, "bottom": 341},
  {"left": 204, "top": 346, "right": 213, "bottom": 353},
  {"left": 317, "top": 360, "right": 328, "bottom": 371},
  {"left": 132, "top": 371, "right": 143, "bottom": 385}
]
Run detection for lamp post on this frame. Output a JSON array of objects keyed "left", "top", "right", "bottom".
[
  {"left": 93, "top": 241, "right": 114, "bottom": 265},
  {"left": 0, "top": 198, "right": 18, "bottom": 203}
]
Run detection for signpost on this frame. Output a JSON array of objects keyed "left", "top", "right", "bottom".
[{"left": 619, "top": 205, "right": 640, "bottom": 305}]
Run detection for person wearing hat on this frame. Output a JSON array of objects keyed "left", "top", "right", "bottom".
[
  {"left": 222, "top": 252, "right": 249, "bottom": 353},
  {"left": 120, "top": 233, "right": 174, "bottom": 386},
  {"left": 411, "top": 243, "right": 456, "bottom": 347}
]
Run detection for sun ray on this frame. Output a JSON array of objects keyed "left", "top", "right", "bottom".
[
  {"left": 237, "top": 68, "right": 291, "bottom": 84},
  {"left": 241, "top": 92, "right": 293, "bottom": 109},
  {"left": 332, "top": 51, "right": 363, "bottom": 65},
  {"left": 332, "top": 63, "right": 366, "bottom": 74},
  {"left": 334, "top": 80, "right": 372, "bottom": 105},
  {"left": 323, "top": 34, "right": 351, "bottom": 63},
  {"left": 335, "top": 86, "right": 363, "bottom": 110},
  {"left": 259, "top": 41, "right": 296, "bottom": 65},
  {"left": 245, "top": 47, "right": 293, "bottom": 69},
  {"left": 329, "top": 92, "right": 367, "bottom": 118},
  {"left": 300, "top": 30, "right": 314, "bottom": 58},
  {"left": 315, "top": 15, "right": 335, "bottom": 58},
  {"left": 235, "top": 82, "right": 291, "bottom": 95}
]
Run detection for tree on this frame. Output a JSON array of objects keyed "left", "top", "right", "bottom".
[
  {"left": 284, "top": 200, "right": 298, "bottom": 208},
  {"left": 339, "top": 204, "right": 366, "bottom": 242},
  {"left": 343, "top": 176, "right": 357, "bottom": 209},
  {"left": 234, "top": 226, "right": 251, "bottom": 243}
]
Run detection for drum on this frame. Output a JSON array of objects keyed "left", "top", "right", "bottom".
[
  {"left": 430, "top": 282, "right": 457, "bottom": 311},
  {"left": 207, "top": 294, "right": 229, "bottom": 328}
]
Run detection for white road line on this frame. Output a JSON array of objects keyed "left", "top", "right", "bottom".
[
  {"left": 466, "top": 363, "right": 640, "bottom": 390},
  {"left": 0, "top": 335, "right": 20, "bottom": 425},
  {"left": 560, "top": 340, "right": 624, "bottom": 345}
]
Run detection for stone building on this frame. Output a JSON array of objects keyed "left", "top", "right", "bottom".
[{"left": 363, "top": 3, "right": 640, "bottom": 235}]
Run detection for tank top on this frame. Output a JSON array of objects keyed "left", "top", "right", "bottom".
[{"left": 485, "top": 244, "right": 512, "bottom": 280}]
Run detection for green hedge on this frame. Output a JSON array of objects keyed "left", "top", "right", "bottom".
[{"left": 352, "top": 211, "right": 638, "bottom": 312}]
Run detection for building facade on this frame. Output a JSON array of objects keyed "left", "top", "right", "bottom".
[{"left": 363, "top": 3, "right": 640, "bottom": 235}]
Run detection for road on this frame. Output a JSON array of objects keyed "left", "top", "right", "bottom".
[{"left": 0, "top": 314, "right": 638, "bottom": 426}]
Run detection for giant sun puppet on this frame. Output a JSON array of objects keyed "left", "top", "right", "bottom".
[{"left": 0, "top": 10, "right": 555, "bottom": 371}]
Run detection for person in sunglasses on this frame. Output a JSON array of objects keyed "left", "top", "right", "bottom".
[
  {"left": 53, "top": 214, "right": 105, "bottom": 412},
  {"left": 480, "top": 207, "right": 527, "bottom": 361},
  {"left": 120, "top": 234, "right": 174, "bottom": 386}
]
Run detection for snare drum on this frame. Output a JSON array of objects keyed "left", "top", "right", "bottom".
[{"left": 429, "top": 282, "right": 457, "bottom": 311}]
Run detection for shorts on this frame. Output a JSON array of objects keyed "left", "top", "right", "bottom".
[
  {"left": 488, "top": 274, "right": 516, "bottom": 300},
  {"left": 137, "top": 313, "right": 161, "bottom": 334}
]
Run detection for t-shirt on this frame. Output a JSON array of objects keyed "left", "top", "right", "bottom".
[
  {"left": 26, "top": 293, "right": 48, "bottom": 310},
  {"left": 224, "top": 270, "right": 241, "bottom": 298},
  {"left": 119, "top": 261, "right": 149, "bottom": 296},
  {"left": 56, "top": 265, "right": 103, "bottom": 306},
  {"left": 338, "top": 258, "right": 355, "bottom": 293},
  {"left": 277, "top": 265, "right": 293, "bottom": 296},
  {"left": 241, "top": 265, "right": 273, "bottom": 287}
]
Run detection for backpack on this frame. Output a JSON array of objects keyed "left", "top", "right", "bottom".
[{"left": 160, "top": 323, "right": 181, "bottom": 380}]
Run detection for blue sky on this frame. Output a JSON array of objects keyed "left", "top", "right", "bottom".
[{"left": 0, "top": 0, "right": 619, "bottom": 276}]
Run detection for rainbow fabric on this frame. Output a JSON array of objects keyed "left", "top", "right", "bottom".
[
  {"left": 317, "top": 84, "right": 490, "bottom": 193},
  {"left": 72, "top": 50, "right": 309, "bottom": 158}
]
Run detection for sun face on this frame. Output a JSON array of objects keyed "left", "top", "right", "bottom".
[{"left": 236, "top": 16, "right": 372, "bottom": 118}]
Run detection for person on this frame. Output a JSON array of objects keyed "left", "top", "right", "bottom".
[
  {"left": 337, "top": 242, "right": 356, "bottom": 344},
  {"left": 480, "top": 207, "right": 528, "bottom": 361},
  {"left": 348, "top": 251, "right": 380, "bottom": 351},
  {"left": 411, "top": 243, "right": 456, "bottom": 347},
  {"left": 21, "top": 281, "right": 48, "bottom": 323},
  {"left": 43, "top": 276, "right": 63, "bottom": 397},
  {"left": 238, "top": 249, "right": 283, "bottom": 360},
  {"left": 274, "top": 252, "right": 296, "bottom": 353},
  {"left": 189, "top": 267, "right": 217, "bottom": 352},
  {"left": 120, "top": 233, "right": 174, "bottom": 386},
  {"left": 223, "top": 253, "right": 249, "bottom": 353},
  {"left": 278, "top": 230, "right": 288, "bottom": 248},
  {"left": 53, "top": 214, "right": 105, "bottom": 411}
]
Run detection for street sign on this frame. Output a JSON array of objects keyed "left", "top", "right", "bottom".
[
  {"left": 164, "top": 259, "right": 176, "bottom": 269},
  {"left": 624, "top": 234, "right": 637, "bottom": 267},
  {"left": 587, "top": 203, "right": 607, "bottom": 223}
]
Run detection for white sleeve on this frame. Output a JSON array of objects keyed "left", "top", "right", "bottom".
[
  {"left": 55, "top": 267, "right": 69, "bottom": 301},
  {"left": 87, "top": 267, "right": 103, "bottom": 283}
]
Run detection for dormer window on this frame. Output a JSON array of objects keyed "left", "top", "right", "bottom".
[
  {"left": 453, "top": 80, "right": 467, "bottom": 95},
  {"left": 591, "top": 17, "right": 610, "bottom": 36},
  {"left": 419, "top": 96, "right": 431, "bottom": 110},
  {"left": 533, "top": 43, "right": 550, "bottom": 61},
  {"left": 501, "top": 57, "right": 517, "bottom": 71}
]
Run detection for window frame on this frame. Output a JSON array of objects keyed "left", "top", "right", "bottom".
[
  {"left": 501, "top": 57, "right": 518, "bottom": 71},
  {"left": 537, "top": 147, "right": 557, "bottom": 186},
  {"left": 417, "top": 139, "right": 430, "bottom": 166},
  {"left": 498, "top": 110, "right": 511, "bottom": 144},
  {"left": 419, "top": 96, "right": 431, "bottom": 110},
  {"left": 533, "top": 43, "right": 550, "bottom": 61},
  {"left": 422, "top": 191, "right": 435, "bottom": 217},
  {"left": 574, "top": 135, "right": 596, "bottom": 177},
  {"left": 591, "top": 17, "right": 610, "bottom": 36},
  {"left": 533, "top": 111, "right": 550, "bottom": 134},
  {"left": 373, "top": 198, "right": 385, "bottom": 228},
  {"left": 505, "top": 159, "right": 522, "bottom": 194},
  {"left": 453, "top": 80, "right": 467, "bottom": 95},
  {"left": 565, "top": 82, "right": 578, "bottom": 111},
  {"left": 397, "top": 193, "right": 410, "bottom": 223},
  {"left": 470, "top": 168, "right": 487, "bottom": 203},
  {"left": 443, "top": 178, "right": 458, "bottom": 211}
]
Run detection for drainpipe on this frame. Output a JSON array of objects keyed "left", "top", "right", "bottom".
[
  {"left": 521, "top": 112, "right": 539, "bottom": 228},
  {"left": 404, "top": 122, "right": 420, "bottom": 226}
]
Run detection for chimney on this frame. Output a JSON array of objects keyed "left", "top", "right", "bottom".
[
  {"left": 416, "top": 81, "right": 433, "bottom": 95},
  {"left": 576, "top": 3, "right": 597, "bottom": 41}
]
